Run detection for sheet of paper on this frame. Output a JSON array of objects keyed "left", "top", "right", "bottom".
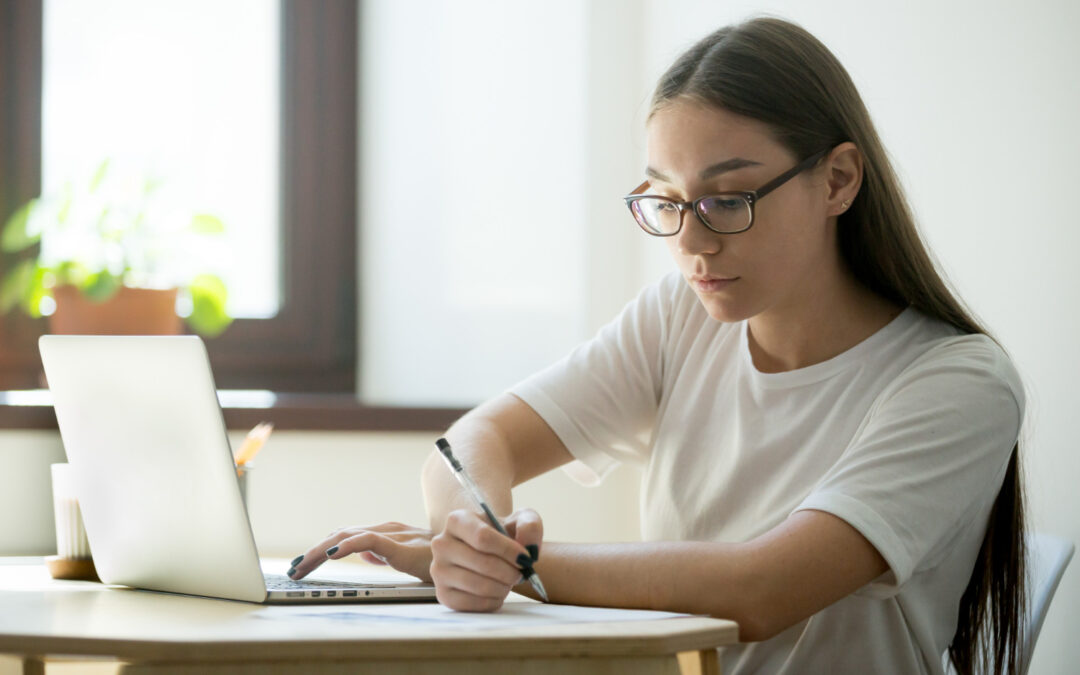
[{"left": 252, "top": 600, "right": 693, "bottom": 630}]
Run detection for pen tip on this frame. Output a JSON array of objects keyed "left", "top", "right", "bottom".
[
  {"left": 435, "top": 437, "right": 450, "bottom": 452},
  {"left": 531, "top": 575, "right": 549, "bottom": 603}
]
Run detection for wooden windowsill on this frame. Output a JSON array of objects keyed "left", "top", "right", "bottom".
[{"left": 0, "top": 390, "right": 469, "bottom": 432}]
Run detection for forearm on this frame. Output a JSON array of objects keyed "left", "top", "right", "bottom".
[
  {"left": 514, "top": 511, "right": 888, "bottom": 642},
  {"left": 422, "top": 403, "right": 516, "bottom": 530},
  {"left": 515, "top": 540, "right": 766, "bottom": 636}
]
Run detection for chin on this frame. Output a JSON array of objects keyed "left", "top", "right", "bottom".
[{"left": 696, "top": 294, "right": 752, "bottom": 324}]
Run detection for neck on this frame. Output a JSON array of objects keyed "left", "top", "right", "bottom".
[{"left": 746, "top": 255, "right": 902, "bottom": 374}]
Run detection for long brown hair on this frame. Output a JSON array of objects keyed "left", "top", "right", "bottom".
[{"left": 649, "top": 17, "right": 1026, "bottom": 674}]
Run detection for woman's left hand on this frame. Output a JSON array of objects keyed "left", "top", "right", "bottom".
[{"left": 287, "top": 521, "right": 435, "bottom": 582}]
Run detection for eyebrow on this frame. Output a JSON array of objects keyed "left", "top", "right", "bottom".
[{"left": 645, "top": 157, "right": 763, "bottom": 183}]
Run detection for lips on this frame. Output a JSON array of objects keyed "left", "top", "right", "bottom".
[{"left": 690, "top": 275, "right": 739, "bottom": 292}]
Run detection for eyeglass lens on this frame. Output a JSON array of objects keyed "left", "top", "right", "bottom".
[{"left": 631, "top": 195, "right": 752, "bottom": 235}]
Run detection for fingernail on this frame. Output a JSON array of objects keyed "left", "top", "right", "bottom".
[
  {"left": 516, "top": 553, "right": 533, "bottom": 569},
  {"left": 290, "top": 554, "right": 304, "bottom": 567},
  {"left": 326, "top": 546, "right": 339, "bottom": 557},
  {"left": 526, "top": 544, "right": 539, "bottom": 561},
  {"left": 287, "top": 568, "right": 297, "bottom": 577}
]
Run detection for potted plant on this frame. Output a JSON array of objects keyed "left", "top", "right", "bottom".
[{"left": 0, "top": 160, "right": 232, "bottom": 337}]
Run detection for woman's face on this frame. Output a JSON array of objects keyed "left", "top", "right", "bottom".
[{"left": 644, "top": 100, "right": 834, "bottom": 323}]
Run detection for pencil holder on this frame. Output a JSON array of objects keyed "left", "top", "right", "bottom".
[
  {"left": 236, "top": 464, "right": 253, "bottom": 510},
  {"left": 46, "top": 463, "right": 99, "bottom": 581}
]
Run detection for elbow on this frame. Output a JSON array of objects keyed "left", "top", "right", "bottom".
[
  {"left": 732, "top": 612, "right": 788, "bottom": 643},
  {"left": 710, "top": 575, "right": 796, "bottom": 643}
]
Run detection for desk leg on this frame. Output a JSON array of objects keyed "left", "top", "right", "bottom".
[
  {"left": 12, "top": 657, "right": 43, "bottom": 675},
  {"left": 2, "top": 657, "right": 122, "bottom": 675},
  {"left": 677, "top": 649, "right": 720, "bottom": 675}
]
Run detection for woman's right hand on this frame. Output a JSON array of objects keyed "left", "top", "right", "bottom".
[
  {"left": 287, "top": 521, "right": 435, "bottom": 582},
  {"left": 430, "top": 507, "right": 543, "bottom": 612}
]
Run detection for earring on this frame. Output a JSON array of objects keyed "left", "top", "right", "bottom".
[{"left": 841, "top": 199, "right": 850, "bottom": 210}]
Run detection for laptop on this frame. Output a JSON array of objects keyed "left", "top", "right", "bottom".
[{"left": 39, "top": 334, "right": 438, "bottom": 604}]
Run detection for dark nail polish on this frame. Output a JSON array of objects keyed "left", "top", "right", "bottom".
[
  {"left": 287, "top": 568, "right": 297, "bottom": 577},
  {"left": 526, "top": 544, "right": 539, "bottom": 562},
  {"left": 326, "top": 546, "right": 339, "bottom": 557},
  {"left": 516, "top": 553, "right": 533, "bottom": 569},
  {"left": 290, "top": 555, "right": 304, "bottom": 567}
]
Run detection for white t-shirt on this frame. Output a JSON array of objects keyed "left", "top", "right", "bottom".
[{"left": 510, "top": 272, "right": 1023, "bottom": 675}]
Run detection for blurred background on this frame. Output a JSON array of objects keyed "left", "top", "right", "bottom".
[{"left": 0, "top": 1, "right": 1076, "bottom": 672}]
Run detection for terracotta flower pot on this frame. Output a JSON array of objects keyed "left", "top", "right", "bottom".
[{"left": 49, "top": 285, "right": 182, "bottom": 336}]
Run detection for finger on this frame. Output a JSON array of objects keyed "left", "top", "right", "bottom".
[
  {"left": 433, "top": 560, "right": 516, "bottom": 601},
  {"left": 506, "top": 508, "right": 544, "bottom": 561},
  {"left": 326, "top": 531, "right": 398, "bottom": 564},
  {"left": 289, "top": 529, "right": 358, "bottom": 580},
  {"left": 431, "top": 531, "right": 522, "bottom": 588},
  {"left": 445, "top": 510, "right": 529, "bottom": 565},
  {"left": 435, "top": 584, "right": 506, "bottom": 613}
]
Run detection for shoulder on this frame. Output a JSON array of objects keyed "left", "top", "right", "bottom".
[{"left": 876, "top": 316, "right": 1025, "bottom": 424}]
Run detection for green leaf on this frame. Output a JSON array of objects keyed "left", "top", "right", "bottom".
[
  {"left": 185, "top": 273, "right": 232, "bottom": 337},
  {"left": 190, "top": 213, "right": 226, "bottom": 235},
  {"left": 1, "top": 200, "right": 40, "bottom": 252},
  {"left": 0, "top": 260, "right": 36, "bottom": 314},
  {"left": 89, "top": 159, "right": 111, "bottom": 192},
  {"left": 23, "top": 265, "right": 49, "bottom": 317},
  {"left": 55, "top": 261, "right": 89, "bottom": 287},
  {"left": 81, "top": 270, "right": 122, "bottom": 302}
]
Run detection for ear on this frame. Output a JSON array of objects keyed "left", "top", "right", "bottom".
[{"left": 824, "top": 142, "right": 862, "bottom": 217}]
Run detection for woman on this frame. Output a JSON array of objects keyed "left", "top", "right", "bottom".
[{"left": 290, "top": 17, "right": 1025, "bottom": 675}]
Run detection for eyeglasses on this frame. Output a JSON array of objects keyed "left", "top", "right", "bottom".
[{"left": 623, "top": 149, "right": 829, "bottom": 236}]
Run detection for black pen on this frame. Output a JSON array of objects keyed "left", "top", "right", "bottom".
[{"left": 435, "top": 437, "right": 549, "bottom": 602}]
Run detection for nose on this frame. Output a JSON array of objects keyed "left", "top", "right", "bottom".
[{"left": 672, "top": 208, "right": 722, "bottom": 256}]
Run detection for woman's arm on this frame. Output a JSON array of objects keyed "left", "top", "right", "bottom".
[
  {"left": 421, "top": 392, "right": 575, "bottom": 530},
  {"left": 297, "top": 392, "right": 887, "bottom": 638},
  {"left": 508, "top": 509, "right": 887, "bottom": 642},
  {"left": 424, "top": 394, "right": 888, "bottom": 637}
]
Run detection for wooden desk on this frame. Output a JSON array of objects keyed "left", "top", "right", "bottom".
[{"left": 0, "top": 561, "right": 737, "bottom": 675}]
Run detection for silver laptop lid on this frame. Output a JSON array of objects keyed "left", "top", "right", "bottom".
[{"left": 40, "top": 335, "right": 268, "bottom": 603}]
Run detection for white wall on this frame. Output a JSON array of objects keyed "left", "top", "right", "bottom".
[
  {"left": 636, "top": 1, "right": 1080, "bottom": 673},
  {"left": 357, "top": 0, "right": 669, "bottom": 408}
]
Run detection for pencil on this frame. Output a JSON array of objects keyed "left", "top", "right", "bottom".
[{"left": 235, "top": 422, "right": 274, "bottom": 467}]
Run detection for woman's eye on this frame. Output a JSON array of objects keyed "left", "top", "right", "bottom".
[{"left": 710, "top": 197, "right": 745, "bottom": 211}]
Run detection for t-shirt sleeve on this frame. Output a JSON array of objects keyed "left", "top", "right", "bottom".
[
  {"left": 509, "top": 273, "right": 681, "bottom": 485},
  {"left": 794, "top": 335, "right": 1024, "bottom": 595}
]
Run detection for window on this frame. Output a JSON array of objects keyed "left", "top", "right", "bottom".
[
  {"left": 43, "top": 0, "right": 282, "bottom": 319},
  {"left": 0, "top": 0, "right": 357, "bottom": 393}
]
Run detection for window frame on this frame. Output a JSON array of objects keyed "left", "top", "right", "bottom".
[{"left": 0, "top": 0, "right": 358, "bottom": 393}]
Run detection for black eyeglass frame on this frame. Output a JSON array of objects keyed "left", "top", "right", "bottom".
[{"left": 623, "top": 148, "right": 831, "bottom": 236}]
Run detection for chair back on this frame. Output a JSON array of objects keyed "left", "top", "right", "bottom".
[
  {"left": 1021, "top": 532, "right": 1074, "bottom": 674},
  {"left": 943, "top": 531, "right": 1074, "bottom": 675}
]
